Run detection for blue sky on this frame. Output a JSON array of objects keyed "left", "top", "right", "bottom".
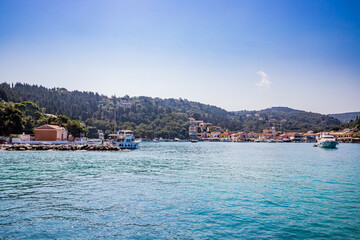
[{"left": 0, "top": 0, "right": 359, "bottom": 114}]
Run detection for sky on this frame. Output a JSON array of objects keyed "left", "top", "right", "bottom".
[{"left": 0, "top": 0, "right": 359, "bottom": 114}]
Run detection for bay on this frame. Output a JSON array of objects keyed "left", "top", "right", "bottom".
[{"left": 1, "top": 142, "right": 360, "bottom": 239}]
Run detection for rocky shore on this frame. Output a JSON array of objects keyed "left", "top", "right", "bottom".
[{"left": 0, "top": 144, "right": 123, "bottom": 151}]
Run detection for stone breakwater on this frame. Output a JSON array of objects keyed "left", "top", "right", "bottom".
[{"left": 0, "top": 144, "right": 123, "bottom": 151}]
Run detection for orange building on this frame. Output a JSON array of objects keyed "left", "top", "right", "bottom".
[{"left": 34, "top": 125, "right": 68, "bottom": 141}]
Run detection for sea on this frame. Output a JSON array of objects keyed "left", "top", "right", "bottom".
[{"left": 1, "top": 142, "right": 360, "bottom": 239}]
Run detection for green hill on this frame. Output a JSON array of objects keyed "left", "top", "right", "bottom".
[
  {"left": 0, "top": 82, "right": 342, "bottom": 138},
  {"left": 233, "top": 107, "right": 341, "bottom": 132}
]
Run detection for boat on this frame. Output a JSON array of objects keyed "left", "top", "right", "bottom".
[
  {"left": 316, "top": 133, "right": 338, "bottom": 148},
  {"left": 109, "top": 130, "right": 139, "bottom": 149},
  {"left": 191, "top": 139, "right": 198, "bottom": 143}
]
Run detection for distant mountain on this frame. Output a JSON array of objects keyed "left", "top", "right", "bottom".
[
  {"left": 233, "top": 107, "right": 302, "bottom": 116},
  {"left": 0, "top": 82, "right": 342, "bottom": 137},
  {"left": 328, "top": 112, "right": 360, "bottom": 123}
]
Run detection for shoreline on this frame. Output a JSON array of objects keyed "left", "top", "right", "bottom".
[{"left": 0, "top": 144, "right": 123, "bottom": 151}]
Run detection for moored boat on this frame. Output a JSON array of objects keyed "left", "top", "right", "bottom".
[
  {"left": 109, "top": 130, "right": 139, "bottom": 149},
  {"left": 316, "top": 133, "right": 338, "bottom": 148}
]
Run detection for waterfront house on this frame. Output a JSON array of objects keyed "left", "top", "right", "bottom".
[
  {"left": 189, "top": 118, "right": 213, "bottom": 139},
  {"left": 279, "top": 133, "right": 291, "bottom": 141},
  {"left": 260, "top": 133, "right": 273, "bottom": 140},
  {"left": 289, "top": 132, "right": 303, "bottom": 142},
  {"left": 189, "top": 118, "right": 200, "bottom": 139},
  {"left": 331, "top": 129, "right": 355, "bottom": 143},
  {"left": 211, "top": 131, "right": 221, "bottom": 138},
  {"left": 34, "top": 124, "right": 68, "bottom": 141},
  {"left": 247, "top": 132, "right": 259, "bottom": 141},
  {"left": 232, "top": 132, "right": 248, "bottom": 142},
  {"left": 302, "top": 131, "right": 317, "bottom": 143},
  {"left": 352, "top": 131, "right": 360, "bottom": 143}
]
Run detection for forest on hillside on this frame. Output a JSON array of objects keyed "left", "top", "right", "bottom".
[{"left": 0, "top": 82, "right": 343, "bottom": 138}]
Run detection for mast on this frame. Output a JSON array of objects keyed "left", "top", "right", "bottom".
[
  {"left": 113, "top": 93, "right": 117, "bottom": 133},
  {"left": 114, "top": 107, "right": 116, "bottom": 133}
]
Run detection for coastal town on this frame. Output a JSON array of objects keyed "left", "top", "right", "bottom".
[
  {"left": 1, "top": 117, "right": 359, "bottom": 149},
  {"left": 189, "top": 118, "right": 360, "bottom": 143},
  {"left": 2, "top": 1, "right": 360, "bottom": 239}
]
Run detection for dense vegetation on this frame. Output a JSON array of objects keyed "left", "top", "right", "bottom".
[
  {"left": 0, "top": 101, "right": 86, "bottom": 137},
  {"left": 234, "top": 107, "right": 342, "bottom": 132},
  {"left": 340, "top": 117, "right": 360, "bottom": 131},
  {"left": 0, "top": 82, "right": 343, "bottom": 138}
]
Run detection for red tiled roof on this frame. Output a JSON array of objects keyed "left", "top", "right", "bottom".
[{"left": 35, "top": 124, "right": 65, "bottom": 130}]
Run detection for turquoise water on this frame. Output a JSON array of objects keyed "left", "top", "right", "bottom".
[{"left": 1, "top": 142, "right": 360, "bottom": 239}]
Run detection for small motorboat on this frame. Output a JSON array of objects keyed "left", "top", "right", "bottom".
[{"left": 191, "top": 140, "right": 198, "bottom": 143}]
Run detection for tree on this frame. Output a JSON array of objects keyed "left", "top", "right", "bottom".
[
  {"left": 0, "top": 88, "right": 8, "bottom": 101},
  {"left": 0, "top": 103, "right": 25, "bottom": 136},
  {"left": 66, "top": 120, "right": 87, "bottom": 138},
  {"left": 87, "top": 126, "right": 98, "bottom": 138}
]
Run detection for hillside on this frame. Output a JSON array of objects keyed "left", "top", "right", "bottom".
[
  {"left": 0, "top": 82, "right": 342, "bottom": 137},
  {"left": 341, "top": 117, "right": 360, "bottom": 131},
  {"left": 233, "top": 107, "right": 341, "bottom": 133},
  {"left": 329, "top": 112, "right": 360, "bottom": 123}
]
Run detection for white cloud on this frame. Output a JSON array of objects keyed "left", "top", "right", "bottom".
[{"left": 256, "top": 71, "right": 272, "bottom": 88}]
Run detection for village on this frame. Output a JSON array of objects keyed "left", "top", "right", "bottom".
[
  {"left": 189, "top": 118, "right": 360, "bottom": 143},
  {"left": 1, "top": 116, "right": 360, "bottom": 147}
]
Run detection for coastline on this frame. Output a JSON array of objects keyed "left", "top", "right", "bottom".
[{"left": 0, "top": 144, "right": 123, "bottom": 151}]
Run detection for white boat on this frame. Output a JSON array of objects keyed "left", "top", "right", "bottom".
[
  {"left": 109, "top": 130, "right": 139, "bottom": 149},
  {"left": 316, "top": 133, "right": 338, "bottom": 148}
]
